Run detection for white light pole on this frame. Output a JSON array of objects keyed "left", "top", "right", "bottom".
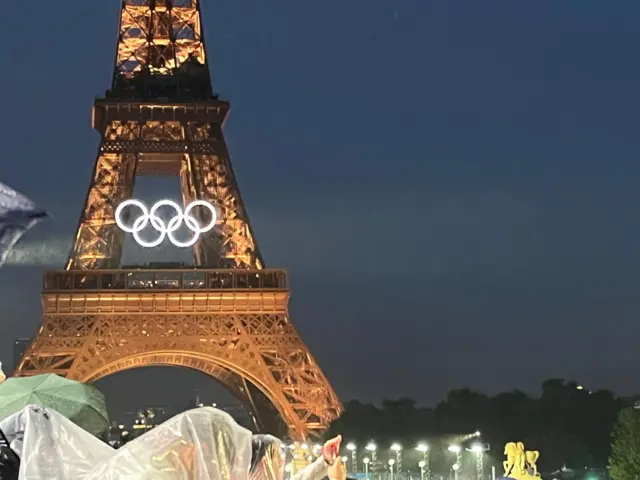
[
  {"left": 468, "top": 443, "right": 487, "bottom": 480},
  {"left": 388, "top": 459, "right": 396, "bottom": 480},
  {"left": 416, "top": 443, "right": 430, "bottom": 480},
  {"left": 363, "top": 457, "right": 371, "bottom": 479},
  {"left": 390, "top": 443, "right": 402, "bottom": 473},
  {"left": 448, "top": 445, "right": 462, "bottom": 480},
  {"left": 346, "top": 442, "right": 357, "bottom": 474},
  {"left": 452, "top": 462, "right": 460, "bottom": 480},
  {"left": 365, "top": 442, "right": 377, "bottom": 471},
  {"left": 418, "top": 460, "right": 426, "bottom": 480}
]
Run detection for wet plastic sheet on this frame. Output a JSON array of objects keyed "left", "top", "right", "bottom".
[
  {"left": 85, "top": 407, "right": 253, "bottom": 480},
  {"left": 0, "top": 404, "right": 113, "bottom": 480},
  {"left": 1, "top": 405, "right": 328, "bottom": 479}
]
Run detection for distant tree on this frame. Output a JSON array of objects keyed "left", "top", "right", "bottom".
[
  {"left": 433, "top": 389, "right": 488, "bottom": 434},
  {"left": 609, "top": 408, "right": 640, "bottom": 480},
  {"left": 327, "top": 379, "right": 624, "bottom": 472}
]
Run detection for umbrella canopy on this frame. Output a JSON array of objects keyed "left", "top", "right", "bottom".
[{"left": 0, "top": 374, "right": 109, "bottom": 436}]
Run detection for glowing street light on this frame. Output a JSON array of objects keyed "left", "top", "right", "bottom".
[
  {"left": 365, "top": 442, "right": 377, "bottom": 465},
  {"left": 388, "top": 458, "right": 396, "bottom": 479},
  {"left": 363, "top": 457, "right": 371, "bottom": 479},
  {"left": 449, "top": 444, "right": 462, "bottom": 480},
  {"left": 416, "top": 443, "right": 430, "bottom": 480},
  {"left": 468, "top": 443, "right": 486, "bottom": 480},
  {"left": 390, "top": 443, "right": 402, "bottom": 472},
  {"left": 346, "top": 442, "right": 357, "bottom": 474}
]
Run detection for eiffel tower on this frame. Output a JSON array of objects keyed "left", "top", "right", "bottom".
[{"left": 15, "top": 0, "right": 342, "bottom": 439}]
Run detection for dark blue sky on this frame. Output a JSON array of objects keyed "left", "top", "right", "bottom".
[{"left": 1, "top": 1, "right": 640, "bottom": 413}]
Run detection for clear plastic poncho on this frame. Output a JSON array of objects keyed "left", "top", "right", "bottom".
[
  {"left": 0, "top": 404, "right": 113, "bottom": 479},
  {"left": 84, "top": 407, "right": 253, "bottom": 479},
  {"left": 0, "top": 404, "right": 330, "bottom": 480}
]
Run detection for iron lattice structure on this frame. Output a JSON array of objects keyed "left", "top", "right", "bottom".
[{"left": 15, "top": 0, "right": 342, "bottom": 440}]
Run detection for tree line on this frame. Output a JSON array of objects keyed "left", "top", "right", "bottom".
[{"left": 326, "top": 379, "right": 628, "bottom": 474}]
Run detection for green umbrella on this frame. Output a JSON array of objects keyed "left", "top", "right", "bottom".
[{"left": 0, "top": 374, "right": 109, "bottom": 435}]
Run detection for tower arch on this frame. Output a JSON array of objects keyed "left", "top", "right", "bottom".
[{"left": 78, "top": 350, "right": 296, "bottom": 436}]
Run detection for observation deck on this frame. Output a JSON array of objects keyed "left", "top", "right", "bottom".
[{"left": 41, "top": 268, "right": 289, "bottom": 315}]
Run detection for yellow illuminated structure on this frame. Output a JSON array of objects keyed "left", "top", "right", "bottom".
[
  {"left": 503, "top": 442, "right": 541, "bottom": 480},
  {"left": 13, "top": 0, "right": 342, "bottom": 440},
  {"left": 290, "top": 442, "right": 312, "bottom": 476}
]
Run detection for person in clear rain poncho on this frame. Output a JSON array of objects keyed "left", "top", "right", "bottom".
[{"left": 85, "top": 407, "right": 343, "bottom": 480}]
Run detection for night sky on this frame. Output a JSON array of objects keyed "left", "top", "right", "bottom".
[{"left": 1, "top": 1, "right": 640, "bottom": 415}]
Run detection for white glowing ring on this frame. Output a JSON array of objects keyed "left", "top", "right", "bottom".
[{"left": 115, "top": 199, "right": 217, "bottom": 248}]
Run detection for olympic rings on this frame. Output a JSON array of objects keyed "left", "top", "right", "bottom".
[{"left": 115, "top": 199, "right": 217, "bottom": 248}]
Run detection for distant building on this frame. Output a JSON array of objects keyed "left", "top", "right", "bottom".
[
  {"left": 13, "top": 338, "right": 31, "bottom": 372},
  {"left": 190, "top": 394, "right": 257, "bottom": 431},
  {"left": 109, "top": 398, "right": 257, "bottom": 446}
]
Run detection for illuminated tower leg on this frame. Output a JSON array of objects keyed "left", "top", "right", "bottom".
[{"left": 66, "top": 121, "right": 140, "bottom": 270}]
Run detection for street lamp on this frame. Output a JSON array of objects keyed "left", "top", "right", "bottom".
[
  {"left": 388, "top": 458, "right": 396, "bottom": 480},
  {"left": 390, "top": 443, "right": 402, "bottom": 473},
  {"left": 448, "top": 445, "right": 462, "bottom": 480},
  {"left": 416, "top": 443, "right": 430, "bottom": 480},
  {"left": 346, "top": 442, "right": 357, "bottom": 474},
  {"left": 365, "top": 442, "right": 377, "bottom": 466},
  {"left": 452, "top": 462, "right": 460, "bottom": 480},
  {"left": 469, "top": 443, "right": 485, "bottom": 480},
  {"left": 363, "top": 457, "right": 370, "bottom": 479},
  {"left": 418, "top": 460, "right": 426, "bottom": 480}
]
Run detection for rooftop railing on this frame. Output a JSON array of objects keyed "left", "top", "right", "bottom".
[{"left": 42, "top": 268, "right": 288, "bottom": 292}]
